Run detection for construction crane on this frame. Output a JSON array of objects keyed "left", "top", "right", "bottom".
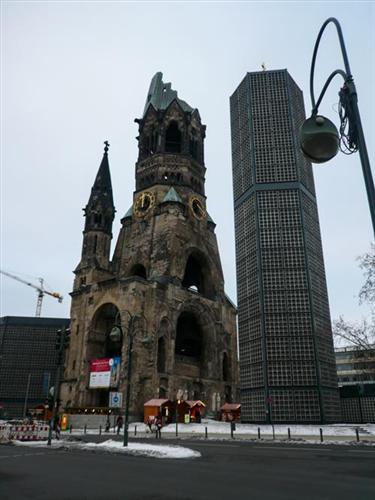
[{"left": 0, "top": 270, "right": 63, "bottom": 317}]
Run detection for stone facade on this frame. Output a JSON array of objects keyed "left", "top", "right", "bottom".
[{"left": 61, "top": 73, "right": 238, "bottom": 418}]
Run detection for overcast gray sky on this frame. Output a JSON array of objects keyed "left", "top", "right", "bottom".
[{"left": 1, "top": 1, "right": 374, "bottom": 328}]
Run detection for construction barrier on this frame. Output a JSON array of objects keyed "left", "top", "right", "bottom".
[{"left": 0, "top": 423, "right": 49, "bottom": 442}]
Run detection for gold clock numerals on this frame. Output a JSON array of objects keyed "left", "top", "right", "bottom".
[
  {"left": 134, "top": 191, "right": 155, "bottom": 217},
  {"left": 189, "top": 196, "right": 206, "bottom": 220}
]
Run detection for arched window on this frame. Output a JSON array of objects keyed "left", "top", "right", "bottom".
[
  {"left": 175, "top": 312, "right": 202, "bottom": 359},
  {"left": 157, "top": 336, "right": 166, "bottom": 373},
  {"left": 189, "top": 128, "right": 198, "bottom": 160},
  {"left": 149, "top": 128, "right": 158, "bottom": 154},
  {"left": 224, "top": 385, "right": 232, "bottom": 403},
  {"left": 159, "top": 387, "right": 167, "bottom": 398},
  {"left": 165, "top": 121, "right": 182, "bottom": 153},
  {"left": 223, "top": 353, "right": 230, "bottom": 382},
  {"left": 182, "top": 255, "right": 207, "bottom": 295},
  {"left": 93, "top": 235, "right": 98, "bottom": 254},
  {"left": 93, "top": 213, "right": 102, "bottom": 225},
  {"left": 129, "top": 264, "right": 147, "bottom": 279}
]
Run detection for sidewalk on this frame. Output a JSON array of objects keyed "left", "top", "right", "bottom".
[{"left": 63, "top": 420, "right": 375, "bottom": 445}]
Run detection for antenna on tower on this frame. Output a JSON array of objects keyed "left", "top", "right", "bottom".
[{"left": 261, "top": 63, "right": 266, "bottom": 71}]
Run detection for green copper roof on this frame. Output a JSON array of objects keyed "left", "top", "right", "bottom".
[
  {"left": 162, "top": 187, "right": 183, "bottom": 204},
  {"left": 143, "top": 72, "right": 194, "bottom": 117},
  {"left": 124, "top": 205, "right": 133, "bottom": 218}
]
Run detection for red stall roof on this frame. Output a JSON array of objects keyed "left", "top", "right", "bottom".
[
  {"left": 186, "top": 400, "right": 206, "bottom": 408},
  {"left": 144, "top": 399, "right": 171, "bottom": 407},
  {"left": 221, "top": 403, "right": 241, "bottom": 411}
]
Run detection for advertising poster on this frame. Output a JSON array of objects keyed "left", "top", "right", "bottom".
[{"left": 89, "top": 357, "right": 121, "bottom": 388}]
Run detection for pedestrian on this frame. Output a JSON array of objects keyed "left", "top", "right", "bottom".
[
  {"left": 54, "top": 415, "right": 61, "bottom": 440},
  {"left": 116, "top": 415, "right": 123, "bottom": 435},
  {"left": 146, "top": 416, "right": 154, "bottom": 433},
  {"left": 155, "top": 416, "right": 162, "bottom": 439},
  {"left": 105, "top": 417, "right": 110, "bottom": 433}
]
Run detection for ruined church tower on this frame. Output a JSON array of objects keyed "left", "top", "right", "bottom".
[{"left": 61, "top": 73, "right": 238, "bottom": 417}]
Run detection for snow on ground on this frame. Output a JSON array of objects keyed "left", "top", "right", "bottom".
[
  {"left": 99, "top": 419, "right": 375, "bottom": 437},
  {"left": 13, "top": 439, "right": 201, "bottom": 459}
]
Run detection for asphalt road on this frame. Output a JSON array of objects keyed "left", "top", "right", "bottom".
[{"left": 0, "top": 439, "right": 374, "bottom": 500}]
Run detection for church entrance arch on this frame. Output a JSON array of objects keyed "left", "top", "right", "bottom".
[
  {"left": 86, "top": 303, "right": 122, "bottom": 408},
  {"left": 174, "top": 311, "right": 204, "bottom": 379},
  {"left": 173, "top": 301, "right": 217, "bottom": 382},
  {"left": 87, "top": 303, "right": 122, "bottom": 360},
  {"left": 175, "top": 312, "right": 202, "bottom": 359}
]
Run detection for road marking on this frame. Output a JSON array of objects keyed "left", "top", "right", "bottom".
[
  {"left": 0, "top": 452, "right": 50, "bottom": 459},
  {"left": 183, "top": 442, "right": 240, "bottom": 448},
  {"left": 347, "top": 449, "right": 375, "bottom": 454},
  {"left": 252, "top": 446, "right": 332, "bottom": 452}
]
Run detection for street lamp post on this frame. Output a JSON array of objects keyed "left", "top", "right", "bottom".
[
  {"left": 109, "top": 312, "right": 149, "bottom": 447},
  {"left": 123, "top": 315, "right": 134, "bottom": 447},
  {"left": 175, "top": 399, "right": 180, "bottom": 437},
  {"left": 300, "top": 17, "right": 375, "bottom": 237},
  {"left": 47, "top": 326, "right": 71, "bottom": 446}
]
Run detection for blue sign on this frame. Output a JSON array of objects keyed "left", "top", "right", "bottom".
[{"left": 109, "top": 392, "right": 122, "bottom": 408}]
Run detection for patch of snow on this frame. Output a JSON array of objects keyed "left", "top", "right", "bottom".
[
  {"left": 143, "top": 419, "right": 375, "bottom": 437},
  {"left": 83, "top": 439, "right": 201, "bottom": 458},
  {"left": 13, "top": 439, "right": 201, "bottom": 459},
  {"left": 55, "top": 418, "right": 375, "bottom": 442}
]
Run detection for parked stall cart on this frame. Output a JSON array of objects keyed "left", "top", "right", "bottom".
[
  {"left": 220, "top": 403, "right": 241, "bottom": 422},
  {"left": 187, "top": 400, "right": 205, "bottom": 423},
  {"left": 144, "top": 399, "right": 174, "bottom": 425}
]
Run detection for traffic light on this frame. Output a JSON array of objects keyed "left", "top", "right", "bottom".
[
  {"left": 46, "top": 395, "right": 54, "bottom": 410},
  {"left": 56, "top": 329, "right": 63, "bottom": 350},
  {"left": 64, "top": 328, "right": 71, "bottom": 349}
]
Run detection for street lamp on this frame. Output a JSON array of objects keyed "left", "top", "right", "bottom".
[
  {"left": 300, "top": 17, "right": 375, "bottom": 237},
  {"left": 47, "top": 326, "right": 71, "bottom": 446},
  {"left": 109, "top": 311, "right": 149, "bottom": 447}
]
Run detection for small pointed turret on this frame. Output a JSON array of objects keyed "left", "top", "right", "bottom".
[
  {"left": 84, "top": 141, "right": 115, "bottom": 234},
  {"left": 78, "top": 141, "right": 116, "bottom": 269}
]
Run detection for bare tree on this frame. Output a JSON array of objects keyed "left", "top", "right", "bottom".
[
  {"left": 333, "top": 244, "right": 375, "bottom": 350},
  {"left": 358, "top": 243, "right": 375, "bottom": 306},
  {"left": 333, "top": 314, "right": 374, "bottom": 350}
]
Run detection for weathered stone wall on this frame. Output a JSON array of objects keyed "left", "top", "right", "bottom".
[{"left": 61, "top": 90, "right": 238, "bottom": 419}]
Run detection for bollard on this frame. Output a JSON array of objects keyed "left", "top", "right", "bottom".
[
  {"left": 356, "top": 428, "right": 360, "bottom": 442},
  {"left": 230, "top": 422, "right": 235, "bottom": 439},
  {"left": 69, "top": 424, "right": 72, "bottom": 434},
  {"left": 272, "top": 425, "right": 275, "bottom": 440},
  {"left": 84, "top": 424, "right": 87, "bottom": 435},
  {"left": 99, "top": 425, "right": 102, "bottom": 436},
  {"left": 258, "top": 427, "right": 261, "bottom": 439},
  {"left": 205, "top": 426, "right": 208, "bottom": 439},
  {"left": 288, "top": 428, "right": 291, "bottom": 440},
  {"left": 319, "top": 428, "right": 323, "bottom": 443},
  {"left": 134, "top": 425, "right": 137, "bottom": 436}
]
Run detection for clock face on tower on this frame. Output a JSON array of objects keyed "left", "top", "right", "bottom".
[
  {"left": 134, "top": 191, "right": 155, "bottom": 217},
  {"left": 189, "top": 195, "right": 206, "bottom": 220}
]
